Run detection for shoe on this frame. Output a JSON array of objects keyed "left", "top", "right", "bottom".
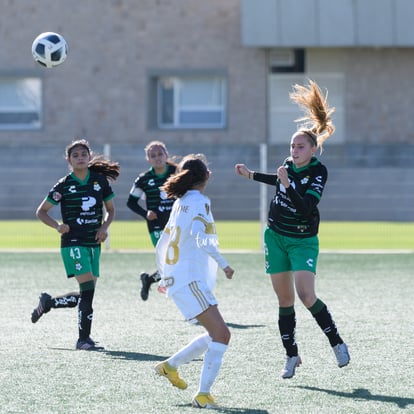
[
  {"left": 31, "top": 292, "right": 52, "bottom": 323},
  {"left": 333, "top": 343, "right": 350, "bottom": 367},
  {"left": 281, "top": 355, "right": 302, "bottom": 379},
  {"left": 76, "top": 337, "right": 105, "bottom": 351},
  {"left": 155, "top": 361, "right": 188, "bottom": 390},
  {"left": 140, "top": 272, "right": 152, "bottom": 301},
  {"left": 192, "top": 393, "right": 218, "bottom": 409}
]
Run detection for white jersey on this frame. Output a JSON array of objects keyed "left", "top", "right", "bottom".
[{"left": 156, "top": 189, "right": 228, "bottom": 297}]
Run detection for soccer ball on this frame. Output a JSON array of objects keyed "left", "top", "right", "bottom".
[{"left": 31, "top": 32, "right": 68, "bottom": 68}]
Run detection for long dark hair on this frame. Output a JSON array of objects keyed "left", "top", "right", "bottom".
[
  {"left": 66, "top": 139, "right": 120, "bottom": 181},
  {"left": 162, "top": 154, "right": 209, "bottom": 198}
]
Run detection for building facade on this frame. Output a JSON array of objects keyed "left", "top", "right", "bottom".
[{"left": 1, "top": 0, "right": 413, "bottom": 220}]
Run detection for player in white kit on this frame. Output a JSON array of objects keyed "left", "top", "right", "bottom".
[{"left": 154, "top": 154, "right": 234, "bottom": 409}]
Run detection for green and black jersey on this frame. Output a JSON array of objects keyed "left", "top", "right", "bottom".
[
  {"left": 253, "top": 157, "right": 327, "bottom": 238},
  {"left": 127, "top": 163, "right": 176, "bottom": 233},
  {"left": 46, "top": 170, "right": 115, "bottom": 248}
]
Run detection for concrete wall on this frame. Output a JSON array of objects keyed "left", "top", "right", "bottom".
[
  {"left": 0, "top": 0, "right": 267, "bottom": 147},
  {"left": 1, "top": 142, "right": 413, "bottom": 221},
  {"left": 242, "top": 0, "right": 414, "bottom": 47}
]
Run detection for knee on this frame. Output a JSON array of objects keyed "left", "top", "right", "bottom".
[
  {"left": 221, "top": 325, "right": 231, "bottom": 345},
  {"left": 211, "top": 325, "right": 231, "bottom": 345},
  {"left": 297, "top": 290, "right": 317, "bottom": 308}
]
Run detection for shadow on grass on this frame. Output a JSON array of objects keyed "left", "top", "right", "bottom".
[
  {"left": 103, "top": 350, "right": 167, "bottom": 361},
  {"left": 296, "top": 386, "right": 413, "bottom": 409},
  {"left": 227, "top": 322, "right": 266, "bottom": 330},
  {"left": 177, "top": 403, "right": 269, "bottom": 413},
  {"left": 48, "top": 347, "right": 168, "bottom": 362}
]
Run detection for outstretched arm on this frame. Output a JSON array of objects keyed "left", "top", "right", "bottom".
[
  {"left": 235, "top": 163, "right": 252, "bottom": 179},
  {"left": 235, "top": 164, "right": 277, "bottom": 186}
]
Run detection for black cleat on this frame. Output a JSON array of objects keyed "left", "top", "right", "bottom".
[
  {"left": 140, "top": 272, "right": 152, "bottom": 301},
  {"left": 31, "top": 292, "right": 52, "bottom": 323},
  {"left": 76, "top": 337, "right": 104, "bottom": 351}
]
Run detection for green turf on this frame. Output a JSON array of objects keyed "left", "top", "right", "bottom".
[
  {"left": 1, "top": 220, "right": 413, "bottom": 251},
  {"left": 1, "top": 251, "right": 413, "bottom": 413}
]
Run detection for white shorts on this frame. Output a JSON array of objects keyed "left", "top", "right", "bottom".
[{"left": 172, "top": 280, "right": 217, "bottom": 321}]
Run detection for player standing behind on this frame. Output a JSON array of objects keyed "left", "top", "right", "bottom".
[
  {"left": 154, "top": 154, "right": 234, "bottom": 409},
  {"left": 127, "top": 141, "right": 176, "bottom": 300},
  {"left": 31, "top": 139, "right": 120, "bottom": 351},
  {"left": 235, "top": 80, "right": 350, "bottom": 378}
]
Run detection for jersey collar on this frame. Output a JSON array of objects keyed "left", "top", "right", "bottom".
[{"left": 70, "top": 169, "right": 90, "bottom": 184}]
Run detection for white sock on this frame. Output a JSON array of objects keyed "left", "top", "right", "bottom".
[
  {"left": 198, "top": 341, "right": 228, "bottom": 394},
  {"left": 168, "top": 333, "right": 211, "bottom": 368}
]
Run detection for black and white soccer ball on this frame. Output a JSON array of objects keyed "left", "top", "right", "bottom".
[{"left": 31, "top": 32, "right": 68, "bottom": 68}]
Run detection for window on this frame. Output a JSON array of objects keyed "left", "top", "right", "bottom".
[
  {"left": 269, "top": 49, "right": 305, "bottom": 73},
  {"left": 0, "top": 76, "right": 42, "bottom": 130},
  {"left": 155, "top": 75, "right": 226, "bottom": 129},
  {"left": 268, "top": 73, "right": 344, "bottom": 144}
]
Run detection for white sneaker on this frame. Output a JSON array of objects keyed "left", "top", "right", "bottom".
[
  {"left": 333, "top": 343, "right": 350, "bottom": 367},
  {"left": 281, "top": 355, "right": 302, "bottom": 379}
]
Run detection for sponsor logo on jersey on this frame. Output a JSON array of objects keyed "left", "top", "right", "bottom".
[
  {"left": 195, "top": 232, "right": 219, "bottom": 248},
  {"left": 148, "top": 179, "right": 155, "bottom": 186},
  {"left": 76, "top": 218, "right": 99, "bottom": 225},
  {"left": 68, "top": 185, "right": 77, "bottom": 193},
  {"left": 81, "top": 196, "right": 96, "bottom": 211}
]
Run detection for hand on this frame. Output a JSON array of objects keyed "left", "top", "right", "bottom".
[
  {"left": 95, "top": 228, "right": 108, "bottom": 243},
  {"left": 235, "top": 164, "right": 251, "bottom": 179},
  {"left": 56, "top": 223, "right": 70, "bottom": 234},
  {"left": 223, "top": 266, "right": 234, "bottom": 279},
  {"left": 276, "top": 166, "right": 290, "bottom": 188},
  {"left": 147, "top": 210, "right": 158, "bottom": 221}
]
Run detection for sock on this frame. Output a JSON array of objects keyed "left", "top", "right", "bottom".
[
  {"left": 149, "top": 271, "right": 161, "bottom": 283},
  {"left": 168, "top": 333, "right": 212, "bottom": 368},
  {"left": 198, "top": 341, "right": 228, "bottom": 394},
  {"left": 308, "top": 299, "right": 343, "bottom": 347},
  {"left": 51, "top": 293, "right": 80, "bottom": 309},
  {"left": 278, "top": 306, "right": 298, "bottom": 357},
  {"left": 78, "top": 281, "right": 95, "bottom": 341}
]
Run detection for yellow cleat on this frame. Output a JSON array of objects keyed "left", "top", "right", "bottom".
[
  {"left": 192, "top": 393, "right": 218, "bottom": 409},
  {"left": 155, "top": 361, "right": 188, "bottom": 390}
]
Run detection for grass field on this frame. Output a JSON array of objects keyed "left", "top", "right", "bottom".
[
  {"left": 1, "top": 220, "right": 414, "bottom": 251},
  {"left": 1, "top": 250, "right": 413, "bottom": 413}
]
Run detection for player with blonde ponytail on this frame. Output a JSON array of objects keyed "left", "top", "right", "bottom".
[
  {"left": 289, "top": 79, "right": 335, "bottom": 152},
  {"left": 235, "top": 79, "right": 350, "bottom": 379}
]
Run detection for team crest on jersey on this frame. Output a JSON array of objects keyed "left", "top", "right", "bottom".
[
  {"left": 52, "top": 191, "right": 62, "bottom": 202},
  {"left": 205, "top": 204, "right": 210, "bottom": 215},
  {"left": 93, "top": 181, "right": 101, "bottom": 192},
  {"left": 301, "top": 176, "right": 309, "bottom": 185}
]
